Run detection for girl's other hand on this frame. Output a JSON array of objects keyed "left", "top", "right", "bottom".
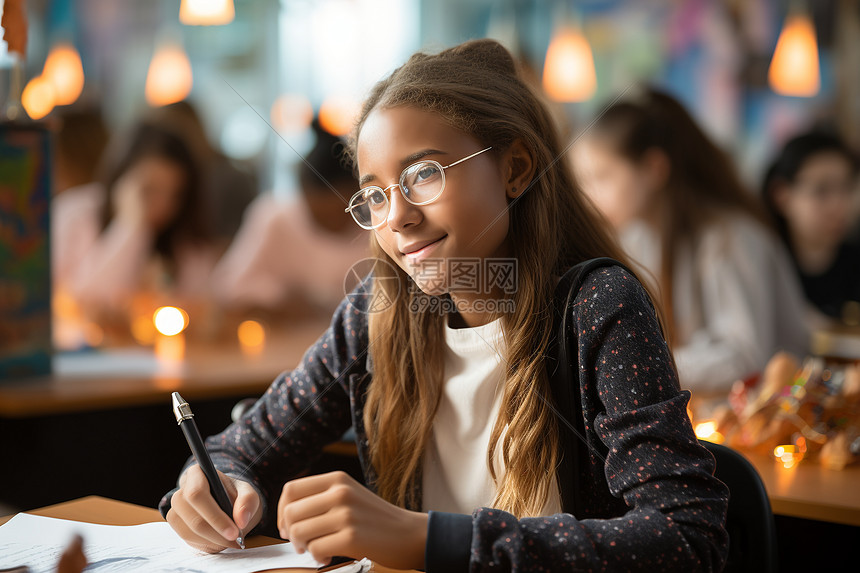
[
  {"left": 277, "top": 471, "right": 428, "bottom": 570},
  {"left": 166, "top": 465, "right": 262, "bottom": 553}
]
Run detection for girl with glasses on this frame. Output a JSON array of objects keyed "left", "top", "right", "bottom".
[
  {"left": 161, "top": 39, "right": 729, "bottom": 572},
  {"left": 763, "top": 130, "right": 860, "bottom": 325}
]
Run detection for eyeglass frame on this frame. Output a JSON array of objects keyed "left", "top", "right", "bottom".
[{"left": 344, "top": 146, "right": 494, "bottom": 230}]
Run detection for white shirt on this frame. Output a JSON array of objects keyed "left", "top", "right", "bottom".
[
  {"left": 422, "top": 316, "right": 562, "bottom": 515},
  {"left": 620, "top": 214, "right": 810, "bottom": 392}
]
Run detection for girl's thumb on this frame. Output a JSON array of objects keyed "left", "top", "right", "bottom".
[{"left": 234, "top": 485, "right": 260, "bottom": 529}]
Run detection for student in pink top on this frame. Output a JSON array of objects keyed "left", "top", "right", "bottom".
[
  {"left": 52, "top": 121, "right": 218, "bottom": 319},
  {"left": 212, "top": 120, "right": 368, "bottom": 316}
]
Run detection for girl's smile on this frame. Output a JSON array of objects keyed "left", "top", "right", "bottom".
[{"left": 400, "top": 234, "right": 447, "bottom": 262}]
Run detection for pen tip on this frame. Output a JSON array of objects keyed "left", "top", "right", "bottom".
[{"left": 237, "top": 536, "right": 246, "bottom": 550}]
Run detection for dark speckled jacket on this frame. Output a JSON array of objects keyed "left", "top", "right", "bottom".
[{"left": 160, "top": 263, "right": 729, "bottom": 572}]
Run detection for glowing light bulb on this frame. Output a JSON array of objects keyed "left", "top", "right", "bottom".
[
  {"left": 542, "top": 28, "right": 597, "bottom": 102},
  {"left": 21, "top": 75, "right": 55, "bottom": 120},
  {"left": 693, "top": 421, "right": 724, "bottom": 444},
  {"left": 180, "top": 0, "right": 235, "bottom": 26},
  {"left": 238, "top": 320, "right": 266, "bottom": 357},
  {"left": 145, "top": 44, "right": 193, "bottom": 107},
  {"left": 153, "top": 306, "right": 188, "bottom": 336},
  {"left": 318, "top": 96, "right": 360, "bottom": 136},
  {"left": 768, "top": 12, "right": 820, "bottom": 97},
  {"left": 43, "top": 43, "right": 84, "bottom": 105}
]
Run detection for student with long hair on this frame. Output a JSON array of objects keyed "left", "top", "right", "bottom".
[
  {"left": 573, "top": 87, "right": 809, "bottom": 393},
  {"left": 762, "top": 130, "right": 860, "bottom": 324},
  {"left": 53, "top": 121, "right": 217, "bottom": 315},
  {"left": 160, "top": 41, "right": 728, "bottom": 571}
]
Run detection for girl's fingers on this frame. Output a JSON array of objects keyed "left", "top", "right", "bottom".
[
  {"left": 181, "top": 469, "right": 240, "bottom": 542},
  {"left": 306, "top": 528, "right": 358, "bottom": 566},
  {"left": 278, "top": 489, "right": 342, "bottom": 539},
  {"left": 233, "top": 482, "right": 262, "bottom": 530},
  {"left": 281, "top": 472, "right": 347, "bottom": 503},
  {"left": 169, "top": 488, "right": 239, "bottom": 550},
  {"left": 277, "top": 472, "right": 355, "bottom": 537},
  {"left": 166, "top": 506, "right": 230, "bottom": 554},
  {"left": 286, "top": 508, "right": 349, "bottom": 554}
]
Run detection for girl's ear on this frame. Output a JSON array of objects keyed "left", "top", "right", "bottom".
[{"left": 504, "top": 139, "right": 536, "bottom": 199}]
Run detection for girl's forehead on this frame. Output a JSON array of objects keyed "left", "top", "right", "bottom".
[{"left": 356, "top": 106, "right": 477, "bottom": 168}]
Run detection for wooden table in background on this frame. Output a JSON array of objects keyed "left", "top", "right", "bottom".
[
  {"left": 743, "top": 452, "right": 860, "bottom": 527},
  {"left": 0, "top": 319, "right": 347, "bottom": 511},
  {"left": 0, "top": 318, "right": 330, "bottom": 418},
  {"left": 0, "top": 496, "right": 413, "bottom": 573}
]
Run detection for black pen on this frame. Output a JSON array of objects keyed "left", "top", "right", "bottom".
[{"left": 172, "top": 391, "right": 245, "bottom": 549}]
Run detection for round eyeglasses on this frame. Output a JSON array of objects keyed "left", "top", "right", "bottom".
[{"left": 345, "top": 146, "right": 493, "bottom": 229}]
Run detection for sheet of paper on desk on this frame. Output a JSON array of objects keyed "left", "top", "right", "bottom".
[{"left": 0, "top": 513, "right": 323, "bottom": 573}]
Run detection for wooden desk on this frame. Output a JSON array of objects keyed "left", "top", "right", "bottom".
[
  {"left": 0, "top": 319, "right": 355, "bottom": 511},
  {"left": 0, "top": 496, "right": 411, "bottom": 573},
  {"left": 0, "top": 319, "right": 329, "bottom": 418},
  {"left": 743, "top": 452, "right": 860, "bottom": 527}
]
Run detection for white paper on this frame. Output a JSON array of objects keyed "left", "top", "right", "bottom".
[{"left": 0, "top": 513, "right": 323, "bottom": 573}]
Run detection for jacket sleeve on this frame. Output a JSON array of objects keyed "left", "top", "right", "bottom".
[
  {"left": 158, "top": 291, "right": 370, "bottom": 531},
  {"left": 426, "top": 266, "right": 729, "bottom": 572}
]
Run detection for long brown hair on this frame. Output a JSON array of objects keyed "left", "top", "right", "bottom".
[
  {"left": 587, "top": 88, "right": 771, "bottom": 343},
  {"left": 347, "top": 39, "right": 642, "bottom": 517}
]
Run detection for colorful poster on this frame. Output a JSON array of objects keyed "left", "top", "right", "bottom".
[{"left": 0, "top": 122, "right": 52, "bottom": 380}]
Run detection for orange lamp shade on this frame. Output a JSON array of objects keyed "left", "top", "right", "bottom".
[
  {"left": 768, "top": 14, "right": 820, "bottom": 97},
  {"left": 179, "top": 0, "right": 235, "bottom": 26},
  {"left": 145, "top": 44, "right": 193, "bottom": 107},
  {"left": 318, "top": 96, "right": 360, "bottom": 136},
  {"left": 42, "top": 43, "right": 85, "bottom": 106},
  {"left": 21, "top": 75, "right": 55, "bottom": 120},
  {"left": 542, "top": 29, "right": 597, "bottom": 102}
]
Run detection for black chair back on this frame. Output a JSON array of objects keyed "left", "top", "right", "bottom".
[{"left": 700, "top": 440, "right": 778, "bottom": 573}]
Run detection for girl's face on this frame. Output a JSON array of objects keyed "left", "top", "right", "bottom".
[
  {"left": 356, "top": 106, "right": 511, "bottom": 296},
  {"left": 115, "top": 156, "right": 187, "bottom": 232},
  {"left": 774, "top": 152, "right": 859, "bottom": 250},
  {"left": 573, "top": 138, "right": 661, "bottom": 231}
]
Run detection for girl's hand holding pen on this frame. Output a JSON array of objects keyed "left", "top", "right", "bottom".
[
  {"left": 166, "top": 465, "right": 262, "bottom": 553},
  {"left": 277, "top": 471, "right": 428, "bottom": 570}
]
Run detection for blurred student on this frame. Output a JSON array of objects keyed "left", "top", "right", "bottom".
[
  {"left": 763, "top": 131, "right": 860, "bottom": 325},
  {"left": 573, "top": 87, "right": 809, "bottom": 392},
  {"left": 211, "top": 119, "right": 368, "bottom": 315},
  {"left": 52, "top": 108, "right": 110, "bottom": 196},
  {"left": 147, "top": 100, "right": 258, "bottom": 245},
  {"left": 52, "top": 121, "right": 217, "bottom": 315}
]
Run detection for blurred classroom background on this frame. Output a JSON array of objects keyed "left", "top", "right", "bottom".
[{"left": 1, "top": 1, "right": 859, "bottom": 570}]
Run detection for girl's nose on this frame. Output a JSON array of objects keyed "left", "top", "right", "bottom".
[{"left": 385, "top": 184, "right": 422, "bottom": 231}]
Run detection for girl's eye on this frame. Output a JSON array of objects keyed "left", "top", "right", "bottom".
[
  {"left": 367, "top": 189, "right": 387, "bottom": 207},
  {"left": 414, "top": 164, "right": 441, "bottom": 184}
]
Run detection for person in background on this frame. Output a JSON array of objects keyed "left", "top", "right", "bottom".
[
  {"left": 52, "top": 108, "right": 110, "bottom": 196},
  {"left": 52, "top": 120, "right": 218, "bottom": 318},
  {"left": 211, "top": 118, "right": 367, "bottom": 317},
  {"left": 572, "top": 86, "right": 809, "bottom": 393},
  {"left": 146, "top": 100, "right": 258, "bottom": 247},
  {"left": 762, "top": 130, "right": 860, "bottom": 325}
]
